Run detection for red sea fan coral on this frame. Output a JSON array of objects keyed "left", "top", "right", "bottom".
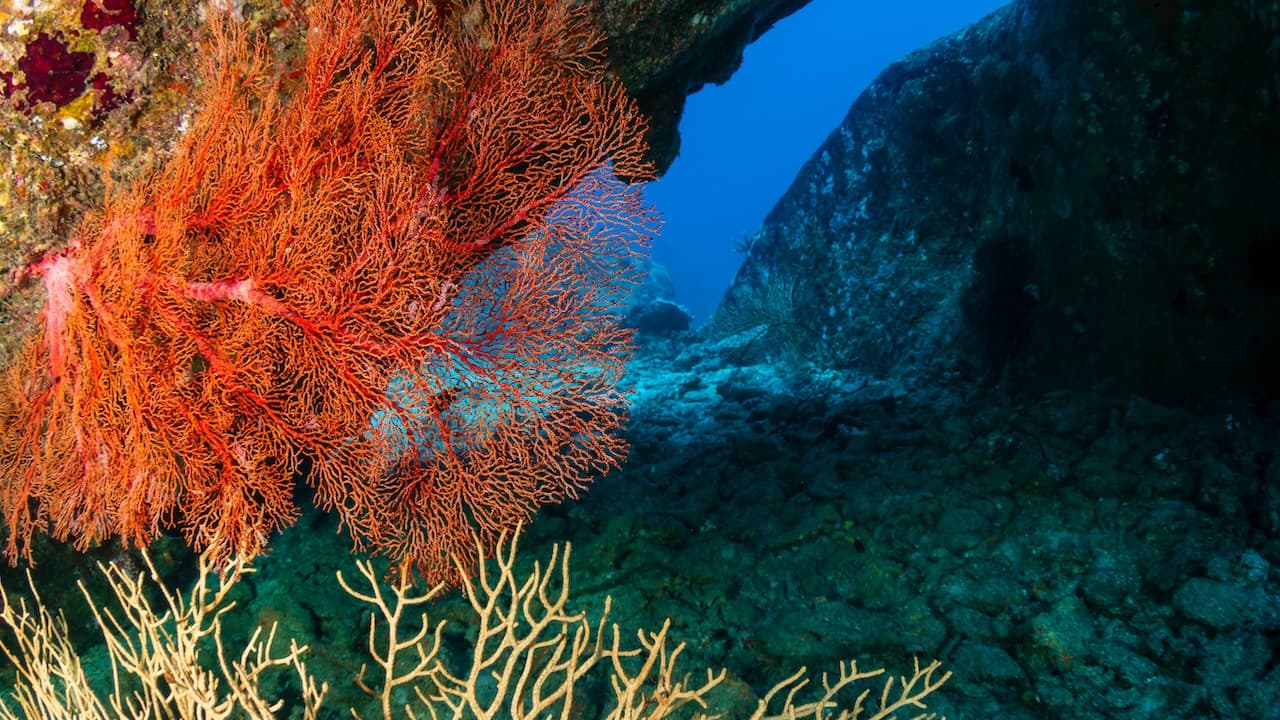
[{"left": 0, "top": 0, "right": 655, "bottom": 586}]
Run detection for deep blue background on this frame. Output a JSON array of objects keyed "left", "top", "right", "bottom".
[{"left": 645, "top": 0, "right": 1009, "bottom": 325}]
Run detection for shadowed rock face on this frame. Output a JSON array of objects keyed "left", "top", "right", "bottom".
[
  {"left": 715, "top": 0, "right": 1280, "bottom": 405},
  {"left": 594, "top": 0, "right": 813, "bottom": 174}
]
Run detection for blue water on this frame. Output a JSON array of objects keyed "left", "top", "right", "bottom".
[{"left": 648, "top": 0, "right": 1009, "bottom": 325}]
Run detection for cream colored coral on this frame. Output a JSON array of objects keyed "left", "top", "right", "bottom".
[
  {"left": 0, "top": 551, "right": 326, "bottom": 719},
  {"left": 339, "top": 536, "right": 727, "bottom": 720},
  {"left": 0, "top": 532, "right": 950, "bottom": 719}
]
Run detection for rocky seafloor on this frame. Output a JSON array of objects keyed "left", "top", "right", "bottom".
[{"left": 194, "top": 327, "right": 1280, "bottom": 719}]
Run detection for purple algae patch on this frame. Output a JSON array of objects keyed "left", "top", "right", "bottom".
[
  {"left": 14, "top": 32, "right": 95, "bottom": 109},
  {"left": 80, "top": 0, "right": 140, "bottom": 39}
]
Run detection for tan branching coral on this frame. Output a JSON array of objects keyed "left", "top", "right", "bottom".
[
  {"left": 0, "top": 531, "right": 951, "bottom": 719},
  {"left": 0, "top": 549, "right": 327, "bottom": 719}
]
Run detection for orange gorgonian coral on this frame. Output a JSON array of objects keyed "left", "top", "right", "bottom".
[{"left": 0, "top": 0, "right": 655, "bottom": 585}]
